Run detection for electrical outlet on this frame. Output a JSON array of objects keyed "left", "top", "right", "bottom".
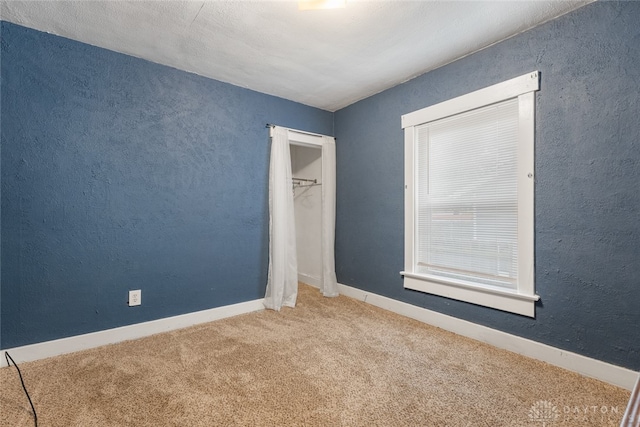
[{"left": 128, "top": 290, "right": 141, "bottom": 307}]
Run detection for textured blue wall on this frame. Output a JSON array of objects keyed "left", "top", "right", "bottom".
[
  {"left": 334, "top": 1, "right": 640, "bottom": 370},
  {"left": 0, "top": 22, "right": 332, "bottom": 349}
]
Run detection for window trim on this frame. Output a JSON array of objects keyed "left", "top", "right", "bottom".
[{"left": 401, "top": 71, "right": 540, "bottom": 317}]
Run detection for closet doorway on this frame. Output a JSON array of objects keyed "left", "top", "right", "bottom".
[
  {"left": 264, "top": 125, "right": 337, "bottom": 311},
  {"left": 291, "top": 143, "right": 323, "bottom": 288}
]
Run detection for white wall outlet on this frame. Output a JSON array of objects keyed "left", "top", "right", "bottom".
[{"left": 128, "top": 290, "right": 141, "bottom": 307}]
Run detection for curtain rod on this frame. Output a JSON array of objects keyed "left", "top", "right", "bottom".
[{"left": 265, "top": 123, "right": 330, "bottom": 139}]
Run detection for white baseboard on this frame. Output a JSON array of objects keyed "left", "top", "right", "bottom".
[
  {"left": 4, "top": 285, "right": 636, "bottom": 391},
  {"left": 1, "top": 298, "right": 265, "bottom": 367},
  {"left": 337, "top": 283, "right": 638, "bottom": 391},
  {"left": 298, "top": 273, "right": 321, "bottom": 288}
]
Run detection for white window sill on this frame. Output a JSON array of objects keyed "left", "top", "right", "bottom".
[{"left": 400, "top": 271, "right": 539, "bottom": 317}]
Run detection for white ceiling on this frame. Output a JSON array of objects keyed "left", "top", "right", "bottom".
[{"left": 1, "top": 0, "right": 591, "bottom": 111}]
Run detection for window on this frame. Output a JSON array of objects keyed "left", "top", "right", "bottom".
[{"left": 401, "top": 72, "right": 540, "bottom": 317}]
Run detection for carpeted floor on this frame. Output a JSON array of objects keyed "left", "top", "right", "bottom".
[{"left": 0, "top": 284, "right": 630, "bottom": 426}]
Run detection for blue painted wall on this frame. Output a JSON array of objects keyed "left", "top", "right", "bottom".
[
  {"left": 0, "top": 22, "right": 332, "bottom": 349},
  {"left": 334, "top": 1, "right": 640, "bottom": 370}
]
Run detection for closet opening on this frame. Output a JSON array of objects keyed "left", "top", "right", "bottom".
[
  {"left": 291, "top": 143, "right": 323, "bottom": 288},
  {"left": 264, "top": 125, "right": 338, "bottom": 311}
]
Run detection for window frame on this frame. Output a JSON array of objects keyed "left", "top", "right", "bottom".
[{"left": 401, "top": 71, "right": 540, "bottom": 317}]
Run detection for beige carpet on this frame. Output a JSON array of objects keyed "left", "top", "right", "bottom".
[{"left": 1, "top": 284, "right": 630, "bottom": 426}]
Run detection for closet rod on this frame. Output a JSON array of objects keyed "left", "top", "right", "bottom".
[{"left": 292, "top": 177, "right": 317, "bottom": 183}]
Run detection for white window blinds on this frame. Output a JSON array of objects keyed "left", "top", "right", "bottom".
[{"left": 415, "top": 98, "right": 519, "bottom": 290}]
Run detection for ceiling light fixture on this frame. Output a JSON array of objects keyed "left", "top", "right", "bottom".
[{"left": 298, "top": 0, "right": 346, "bottom": 11}]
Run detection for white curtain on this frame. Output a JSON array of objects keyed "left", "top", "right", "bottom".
[
  {"left": 320, "top": 136, "right": 339, "bottom": 297},
  {"left": 264, "top": 126, "right": 298, "bottom": 310}
]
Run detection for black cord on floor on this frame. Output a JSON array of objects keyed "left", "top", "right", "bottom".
[{"left": 5, "top": 351, "right": 38, "bottom": 427}]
